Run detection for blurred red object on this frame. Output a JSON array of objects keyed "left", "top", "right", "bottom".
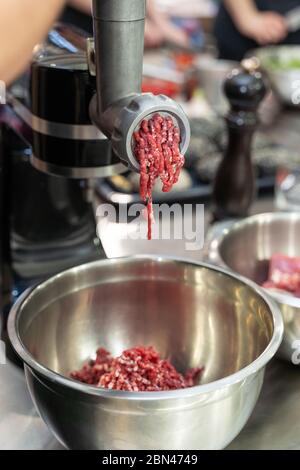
[
  {"left": 142, "top": 77, "right": 181, "bottom": 97},
  {"left": 173, "top": 52, "right": 196, "bottom": 71},
  {"left": 263, "top": 254, "right": 300, "bottom": 296}
]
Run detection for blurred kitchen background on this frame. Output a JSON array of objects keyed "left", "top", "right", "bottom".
[{"left": 82, "top": 0, "right": 300, "bottom": 216}]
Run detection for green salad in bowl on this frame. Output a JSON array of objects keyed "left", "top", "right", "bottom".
[
  {"left": 250, "top": 46, "right": 300, "bottom": 106},
  {"left": 264, "top": 56, "right": 300, "bottom": 71}
]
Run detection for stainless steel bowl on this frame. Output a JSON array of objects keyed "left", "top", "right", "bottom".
[
  {"left": 209, "top": 212, "right": 300, "bottom": 363},
  {"left": 252, "top": 46, "right": 300, "bottom": 106},
  {"left": 8, "top": 256, "right": 283, "bottom": 450}
]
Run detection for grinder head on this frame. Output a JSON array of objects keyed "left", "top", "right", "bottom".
[{"left": 111, "top": 93, "right": 191, "bottom": 172}]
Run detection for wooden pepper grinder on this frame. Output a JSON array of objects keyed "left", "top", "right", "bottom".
[{"left": 212, "top": 58, "right": 267, "bottom": 221}]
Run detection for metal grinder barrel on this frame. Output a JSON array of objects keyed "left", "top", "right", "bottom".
[{"left": 90, "top": 0, "right": 190, "bottom": 171}]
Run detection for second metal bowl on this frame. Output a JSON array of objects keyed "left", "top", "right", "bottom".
[{"left": 209, "top": 212, "right": 300, "bottom": 363}]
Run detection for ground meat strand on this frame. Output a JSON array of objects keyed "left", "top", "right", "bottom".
[
  {"left": 133, "top": 114, "right": 185, "bottom": 240},
  {"left": 71, "top": 346, "right": 203, "bottom": 392}
]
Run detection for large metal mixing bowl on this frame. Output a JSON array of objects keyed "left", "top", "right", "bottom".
[
  {"left": 252, "top": 46, "right": 300, "bottom": 106},
  {"left": 209, "top": 212, "right": 300, "bottom": 363},
  {"left": 8, "top": 256, "right": 283, "bottom": 450}
]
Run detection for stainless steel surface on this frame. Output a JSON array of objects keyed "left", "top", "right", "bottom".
[
  {"left": 86, "top": 38, "right": 96, "bottom": 77},
  {"left": 228, "top": 359, "right": 300, "bottom": 450},
  {"left": 252, "top": 46, "right": 300, "bottom": 106},
  {"left": 95, "top": 201, "right": 205, "bottom": 260},
  {"left": 7, "top": 257, "right": 282, "bottom": 450},
  {"left": 1, "top": 358, "right": 300, "bottom": 450},
  {"left": 92, "top": 0, "right": 145, "bottom": 115},
  {"left": 31, "top": 157, "right": 127, "bottom": 179},
  {"left": 209, "top": 212, "right": 300, "bottom": 363},
  {"left": 8, "top": 95, "right": 106, "bottom": 141},
  {"left": 0, "top": 359, "right": 62, "bottom": 450},
  {"left": 93, "top": 0, "right": 146, "bottom": 22}
]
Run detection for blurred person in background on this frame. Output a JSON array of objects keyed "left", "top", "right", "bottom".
[
  {"left": 0, "top": 0, "right": 189, "bottom": 86},
  {"left": 0, "top": 0, "right": 65, "bottom": 84},
  {"left": 214, "top": 0, "right": 300, "bottom": 61},
  {"left": 63, "top": 0, "right": 189, "bottom": 48}
]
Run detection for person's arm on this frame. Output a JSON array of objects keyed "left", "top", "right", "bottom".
[
  {"left": 67, "top": 0, "right": 91, "bottom": 15},
  {"left": 0, "top": 0, "right": 65, "bottom": 84},
  {"left": 223, "top": 0, "right": 287, "bottom": 45},
  {"left": 145, "top": 0, "right": 189, "bottom": 48}
]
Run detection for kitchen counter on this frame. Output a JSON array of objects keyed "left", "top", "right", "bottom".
[{"left": 0, "top": 356, "right": 299, "bottom": 450}]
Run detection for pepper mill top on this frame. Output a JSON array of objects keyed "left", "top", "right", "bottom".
[
  {"left": 212, "top": 57, "right": 268, "bottom": 221},
  {"left": 224, "top": 57, "right": 267, "bottom": 114}
]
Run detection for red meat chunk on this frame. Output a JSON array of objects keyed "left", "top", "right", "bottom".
[
  {"left": 71, "top": 346, "right": 203, "bottom": 392},
  {"left": 263, "top": 254, "right": 300, "bottom": 296}
]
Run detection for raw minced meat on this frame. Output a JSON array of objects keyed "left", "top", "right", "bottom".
[
  {"left": 263, "top": 254, "right": 300, "bottom": 296},
  {"left": 133, "top": 114, "right": 184, "bottom": 240},
  {"left": 71, "top": 346, "right": 203, "bottom": 392}
]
